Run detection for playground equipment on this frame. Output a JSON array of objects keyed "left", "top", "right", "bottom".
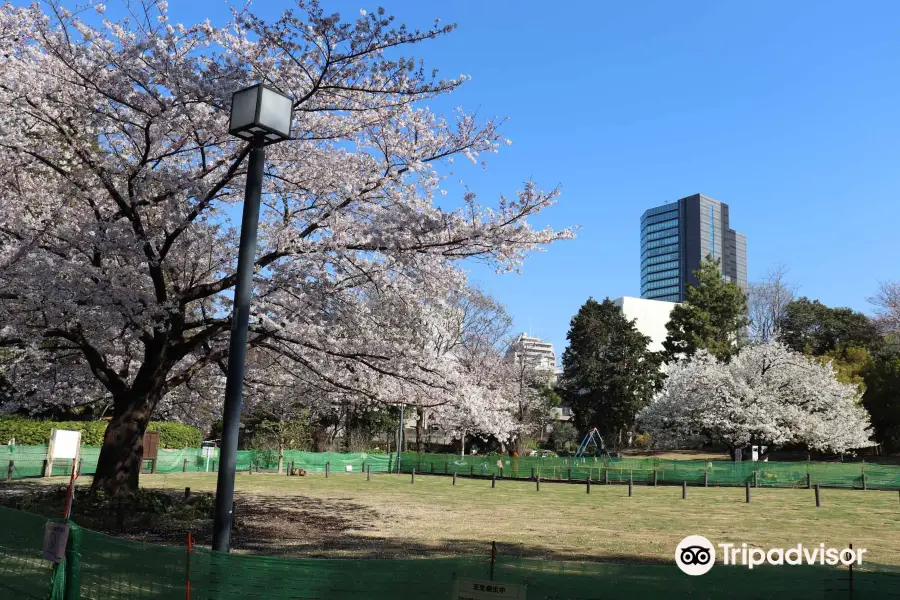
[{"left": 574, "top": 428, "right": 612, "bottom": 459}]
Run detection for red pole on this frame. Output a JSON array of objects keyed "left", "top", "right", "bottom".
[
  {"left": 185, "top": 531, "right": 193, "bottom": 600},
  {"left": 63, "top": 459, "right": 78, "bottom": 521}
]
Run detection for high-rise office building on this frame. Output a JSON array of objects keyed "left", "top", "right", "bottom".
[{"left": 640, "top": 194, "right": 747, "bottom": 302}]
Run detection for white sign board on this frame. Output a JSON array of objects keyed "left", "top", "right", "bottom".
[
  {"left": 42, "top": 523, "right": 69, "bottom": 563},
  {"left": 452, "top": 578, "right": 526, "bottom": 600},
  {"left": 345, "top": 465, "right": 353, "bottom": 472},
  {"left": 49, "top": 429, "right": 81, "bottom": 460},
  {"left": 201, "top": 446, "right": 217, "bottom": 458}
]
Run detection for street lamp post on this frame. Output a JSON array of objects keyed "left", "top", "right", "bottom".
[{"left": 212, "top": 84, "right": 293, "bottom": 553}]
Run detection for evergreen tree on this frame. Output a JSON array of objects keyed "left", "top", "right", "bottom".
[
  {"left": 663, "top": 256, "right": 748, "bottom": 362},
  {"left": 862, "top": 350, "right": 900, "bottom": 453},
  {"left": 778, "top": 297, "right": 880, "bottom": 356},
  {"left": 561, "top": 298, "right": 664, "bottom": 449}
]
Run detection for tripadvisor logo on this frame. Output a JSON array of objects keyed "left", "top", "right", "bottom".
[
  {"left": 675, "top": 535, "right": 716, "bottom": 576},
  {"left": 675, "top": 536, "right": 867, "bottom": 576}
]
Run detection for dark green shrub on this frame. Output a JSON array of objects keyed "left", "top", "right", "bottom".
[
  {"left": 0, "top": 417, "right": 201, "bottom": 448},
  {"left": 146, "top": 422, "right": 203, "bottom": 449}
]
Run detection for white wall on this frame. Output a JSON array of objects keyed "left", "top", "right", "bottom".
[{"left": 612, "top": 297, "right": 677, "bottom": 353}]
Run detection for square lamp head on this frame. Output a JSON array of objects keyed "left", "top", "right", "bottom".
[{"left": 228, "top": 83, "right": 293, "bottom": 144}]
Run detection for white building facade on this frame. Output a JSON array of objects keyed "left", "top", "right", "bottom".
[
  {"left": 506, "top": 333, "right": 557, "bottom": 373},
  {"left": 612, "top": 296, "right": 678, "bottom": 353}
]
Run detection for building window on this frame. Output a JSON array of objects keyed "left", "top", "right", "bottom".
[{"left": 642, "top": 244, "right": 680, "bottom": 259}]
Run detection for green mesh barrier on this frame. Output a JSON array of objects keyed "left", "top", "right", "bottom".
[
  {"left": 0, "top": 506, "right": 898, "bottom": 599},
  {"left": 3, "top": 445, "right": 899, "bottom": 490},
  {"left": 0, "top": 506, "right": 55, "bottom": 599},
  {"left": 394, "top": 452, "right": 900, "bottom": 490}
]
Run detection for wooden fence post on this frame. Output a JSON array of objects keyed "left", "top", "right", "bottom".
[
  {"left": 325, "top": 462, "right": 330, "bottom": 478},
  {"left": 6, "top": 460, "right": 12, "bottom": 482},
  {"left": 815, "top": 484, "right": 821, "bottom": 507},
  {"left": 452, "top": 472, "right": 457, "bottom": 486},
  {"left": 367, "top": 465, "right": 371, "bottom": 481},
  {"left": 604, "top": 469, "right": 609, "bottom": 485},
  {"left": 43, "top": 428, "right": 56, "bottom": 477},
  {"left": 807, "top": 473, "right": 811, "bottom": 489},
  {"left": 586, "top": 477, "right": 591, "bottom": 494},
  {"left": 653, "top": 470, "right": 658, "bottom": 486},
  {"left": 183, "top": 458, "right": 188, "bottom": 473},
  {"left": 411, "top": 469, "right": 415, "bottom": 484},
  {"left": 185, "top": 487, "right": 191, "bottom": 500},
  {"left": 536, "top": 476, "right": 540, "bottom": 492},
  {"left": 682, "top": 481, "right": 687, "bottom": 499},
  {"left": 491, "top": 474, "right": 496, "bottom": 489},
  {"left": 745, "top": 482, "right": 751, "bottom": 504}
]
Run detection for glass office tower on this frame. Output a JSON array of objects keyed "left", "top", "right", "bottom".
[{"left": 640, "top": 194, "right": 747, "bottom": 302}]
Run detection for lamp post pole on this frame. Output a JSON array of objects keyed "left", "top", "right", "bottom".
[{"left": 212, "top": 140, "right": 265, "bottom": 552}]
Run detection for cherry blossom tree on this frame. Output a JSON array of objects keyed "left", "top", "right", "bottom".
[
  {"left": 638, "top": 341, "right": 874, "bottom": 456},
  {"left": 0, "top": 1, "right": 571, "bottom": 495},
  {"left": 870, "top": 281, "right": 900, "bottom": 338}
]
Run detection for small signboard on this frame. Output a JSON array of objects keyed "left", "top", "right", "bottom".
[
  {"left": 42, "top": 522, "right": 69, "bottom": 563},
  {"left": 50, "top": 429, "right": 81, "bottom": 460},
  {"left": 345, "top": 465, "right": 353, "bottom": 472},
  {"left": 452, "top": 578, "right": 526, "bottom": 600}
]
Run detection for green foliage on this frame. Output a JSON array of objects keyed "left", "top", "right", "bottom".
[
  {"left": 522, "top": 438, "right": 541, "bottom": 451},
  {"left": 862, "top": 351, "right": 900, "bottom": 452},
  {"left": 632, "top": 432, "right": 652, "bottom": 449},
  {"left": 816, "top": 345, "right": 873, "bottom": 392},
  {"left": 778, "top": 298, "right": 880, "bottom": 356},
  {"left": 251, "top": 417, "right": 313, "bottom": 452},
  {"left": 146, "top": 422, "right": 203, "bottom": 449},
  {"left": 249, "top": 448, "right": 280, "bottom": 469},
  {"left": 0, "top": 417, "right": 201, "bottom": 449},
  {"left": 561, "top": 298, "right": 664, "bottom": 444},
  {"left": 0, "top": 417, "right": 108, "bottom": 445},
  {"left": 548, "top": 421, "right": 578, "bottom": 454},
  {"left": 663, "top": 256, "right": 749, "bottom": 362},
  {"left": 538, "top": 386, "right": 563, "bottom": 408}
]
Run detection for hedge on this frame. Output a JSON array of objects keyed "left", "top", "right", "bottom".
[{"left": 0, "top": 417, "right": 202, "bottom": 449}]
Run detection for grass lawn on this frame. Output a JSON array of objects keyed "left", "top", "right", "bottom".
[{"left": 123, "top": 471, "right": 900, "bottom": 567}]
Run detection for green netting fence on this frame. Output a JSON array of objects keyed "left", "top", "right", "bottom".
[
  {"left": 2, "top": 446, "right": 395, "bottom": 479},
  {"left": 4, "top": 444, "right": 900, "bottom": 490},
  {"left": 1, "top": 505, "right": 898, "bottom": 599},
  {"left": 394, "top": 453, "right": 900, "bottom": 490}
]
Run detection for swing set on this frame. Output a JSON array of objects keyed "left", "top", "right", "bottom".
[{"left": 574, "top": 427, "right": 612, "bottom": 459}]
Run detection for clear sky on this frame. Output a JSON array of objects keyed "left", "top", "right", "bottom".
[{"left": 58, "top": 1, "right": 900, "bottom": 361}]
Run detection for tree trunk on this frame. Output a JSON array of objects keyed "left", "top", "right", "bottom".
[
  {"left": 91, "top": 393, "right": 157, "bottom": 496},
  {"left": 278, "top": 443, "right": 284, "bottom": 474},
  {"left": 461, "top": 430, "right": 466, "bottom": 457}
]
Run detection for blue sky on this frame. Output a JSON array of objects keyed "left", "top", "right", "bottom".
[{"left": 63, "top": 1, "right": 900, "bottom": 360}]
